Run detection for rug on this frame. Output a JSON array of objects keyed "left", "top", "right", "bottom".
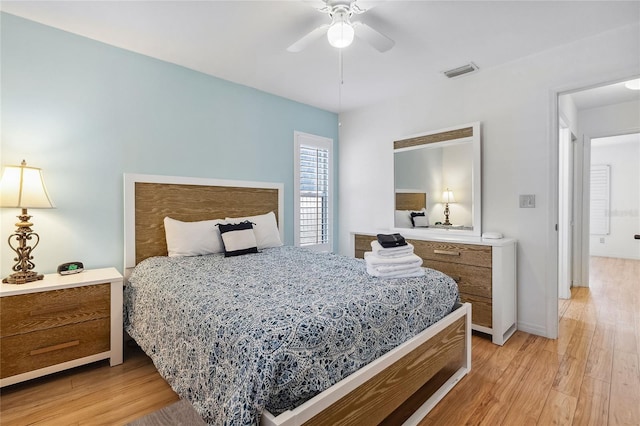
[{"left": 127, "top": 400, "right": 207, "bottom": 426}]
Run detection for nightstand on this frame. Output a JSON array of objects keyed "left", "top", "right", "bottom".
[{"left": 0, "top": 267, "right": 123, "bottom": 387}]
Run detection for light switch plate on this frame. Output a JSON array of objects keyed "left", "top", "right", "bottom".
[{"left": 519, "top": 194, "right": 535, "bottom": 208}]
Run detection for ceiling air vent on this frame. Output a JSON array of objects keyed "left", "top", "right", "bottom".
[{"left": 443, "top": 62, "right": 479, "bottom": 79}]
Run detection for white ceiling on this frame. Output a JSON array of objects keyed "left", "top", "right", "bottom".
[
  {"left": 567, "top": 79, "right": 640, "bottom": 111},
  {"left": 1, "top": 0, "right": 639, "bottom": 113},
  {"left": 592, "top": 132, "right": 640, "bottom": 146}
]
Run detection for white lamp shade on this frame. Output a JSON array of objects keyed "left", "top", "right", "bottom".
[
  {"left": 0, "top": 162, "right": 55, "bottom": 208},
  {"left": 442, "top": 189, "right": 456, "bottom": 203},
  {"left": 327, "top": 20, "right": 354, "bottom": 48}
]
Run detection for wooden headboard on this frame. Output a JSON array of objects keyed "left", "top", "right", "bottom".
[
  {"left": 124, "top": 174, "right": 284, "bottom": 270},
  {"left": 395, "top": 192, "right": 427, "bottom": 211}
]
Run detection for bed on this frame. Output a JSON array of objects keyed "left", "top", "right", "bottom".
[{"left": 123, "top": 173, "right": 471, "bottom": 425}]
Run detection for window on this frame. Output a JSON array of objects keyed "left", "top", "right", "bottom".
[
  {"left": 590, "top": 164, "right": 610, "bottom": 235},
  {"left": 294, "top": 131, "right": 333, "bottom": 251}
]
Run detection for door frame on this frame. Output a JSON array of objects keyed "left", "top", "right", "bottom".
[
  {"left": 558, "top": 118, "right": 574, "bottom": 299},
  {"left": 551, "top": 73, "right": 639, "bottom": 340}
]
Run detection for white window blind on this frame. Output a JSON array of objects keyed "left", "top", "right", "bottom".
[
  {"left": 590, "top": 164, "right": 610, "bottom": 235},
  {"left": 294, "top": 132, "right": 332, "bottom": 251}
]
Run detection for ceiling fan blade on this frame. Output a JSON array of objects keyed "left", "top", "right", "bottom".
[
  {"left": 353, "top": 22, "right": 394, "bottom": 52},
  {"left": 287, "top": 24, "right": 330, "bottom": 53},
  {"left": 304, "top": 0, "right": 331, "bottom": 12},
  {"left": 351, "top": 0, "right": 381, "bottom": 13}
]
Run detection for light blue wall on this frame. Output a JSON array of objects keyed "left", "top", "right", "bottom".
[{"left": 0, "top": 13, "right": 339, "bottom": 277}]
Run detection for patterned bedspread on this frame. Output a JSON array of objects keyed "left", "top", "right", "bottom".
[{"left": 124, "top": 246, "right": 458, "bottom": 425}]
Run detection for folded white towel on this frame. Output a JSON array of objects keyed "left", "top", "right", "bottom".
[
  {"left": 364, "top": 251, "right": 423, "bottom": 266},
  {"left": 373, "top": 262, "right": 424, "bottom": 273},
  {"left": 370, "top": 240, "right": 415, "bottom": 257},
  {"left": 366, "top": 264, "right": 426, "bottom": 278}
]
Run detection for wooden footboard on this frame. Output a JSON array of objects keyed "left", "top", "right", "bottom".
[{"left": 262, "top": 302, "right": 472, "bottom": 426}]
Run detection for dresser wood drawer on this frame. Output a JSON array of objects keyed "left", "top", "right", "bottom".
[
  {"left": 0, "top": 317, "right": 110, "bottom": 379},
  {"left": 423, "top": 260, "right": 491, "bottom": 299},
  {"left": 354, "top": 234, "right": 492, "bottom": 268},
  {"left": 412, "top": 240, "right": 491, "bottom": 268},
  {"left": 0, "top": 284, "right": 110, "bottom": 338},
  {"left": 355, "top": 234, "right": 376, "bottom": 255},
  {"left": 459, "top": 293, "right": 492, "bottom": 328}
]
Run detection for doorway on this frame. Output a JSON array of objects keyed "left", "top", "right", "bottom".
[{"left": 557, "top": 77, "right": 640, "bottom": 305}]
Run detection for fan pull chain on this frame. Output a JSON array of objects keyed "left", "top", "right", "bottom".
[
  {"left": 339, "top": 48, "right": 344, "bottom": 85},
  {"left": 338, "top": 49, "right": 343, "bottom": 124}
]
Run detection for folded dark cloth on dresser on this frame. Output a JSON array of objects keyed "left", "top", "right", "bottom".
[
  {"left": 370, "top": 240, "right": 414, "bottom": 258},
  {"left": 376, "top": 233, "right": 407, "bottom": 248}
]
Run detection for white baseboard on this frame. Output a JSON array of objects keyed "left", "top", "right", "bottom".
[{"left": 517, "top": 322, "right": 550, "bottom": 338}]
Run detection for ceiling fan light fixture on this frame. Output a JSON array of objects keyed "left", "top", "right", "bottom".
[
  {"left": 327, "top": 12, "right": 354, "bottom": 48},
  {"left": 624, "top": 79, "right": 640, "bottom": 90}
]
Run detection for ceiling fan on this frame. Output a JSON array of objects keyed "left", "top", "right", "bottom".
[{"left": 287, "top": 0, "right": 395, "bottom": 53}]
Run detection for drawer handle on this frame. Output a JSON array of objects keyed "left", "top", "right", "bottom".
[
  {"left": 31, "top": 303, "right": 80, "bottom": 316},
  {"left": 434, "top": 249, "right": 460, "bottom": 256},
  {"left": 30, "top": 340, "right": 80, "bottom": 356}
]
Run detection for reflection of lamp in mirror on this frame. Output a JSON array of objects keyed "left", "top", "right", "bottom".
[
  {"left": 0, "top": 160, "right": 55, "bottom": 284},
  {"left": 442, "top": 188, "right": 455, "bottom": 225}
]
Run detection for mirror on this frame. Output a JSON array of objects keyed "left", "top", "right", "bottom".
[{"left": 393, "top": 122, "right": 481, "bottom": 237}]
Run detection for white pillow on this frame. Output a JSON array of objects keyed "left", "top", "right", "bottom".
[
  {"left": 394, "top": 210, "right": 412, "bottom": 228},
  {"left": 217, "top": 221, "right": 259, "bottom": 257},
  {"left": 413, "top": 215, "right": 430, "bottom": 227},
  {"left": 225, "top": 211, "right": 282, "bottom": 250},
  {"left": 163, "top": 217, "right": 225, "bottom": 257}
]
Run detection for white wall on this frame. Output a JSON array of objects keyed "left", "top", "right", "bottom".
[
  {"left": 1, "top": 14, "right": 339, "bottom": 277},
  {"left": 338, "top": 23, "right": 640, "bottom": 338},
  {"left": 589, "top": 135, "right": 640, "bottom": 259}
]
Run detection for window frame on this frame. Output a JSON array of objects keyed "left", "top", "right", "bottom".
[{"left": 293, "top": 131, "right": 333, "bottom": 251}]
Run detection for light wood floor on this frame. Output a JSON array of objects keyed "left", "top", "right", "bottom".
[
  {"left": 421, "top": 256, "right": 640, "bottom": 425},
  {"left": 1, "top": 256, "right": 638, "bottom": 425}
]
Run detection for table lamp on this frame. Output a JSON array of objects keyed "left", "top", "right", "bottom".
[{"left": 0, "top": 160, "right": 55, "bottom": 284}]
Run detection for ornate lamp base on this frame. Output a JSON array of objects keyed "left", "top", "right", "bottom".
[
  {"left": 3, "top": 209, "right": 44, "bottom": 285},
  {"left": 3, "top": 271, "right": 44, "bottom": 284},
  {"left": 443, "top": 202, "right": 452, "bottom": 226}
]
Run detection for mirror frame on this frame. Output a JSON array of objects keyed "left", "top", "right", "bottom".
[{"left": 392, "top": 121, "right": 481, "bottom": 237}]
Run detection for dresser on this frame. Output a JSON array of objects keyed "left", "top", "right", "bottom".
[
  {"left": 0, "top": 268, "right": 123, "bottom": 386},
  {"left": 354, "top": 232, "right": 517, "bottom": 345}
]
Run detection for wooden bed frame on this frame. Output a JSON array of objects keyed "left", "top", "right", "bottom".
[{"left": 123, "top": 173, "right": 471, "bottom": 426}]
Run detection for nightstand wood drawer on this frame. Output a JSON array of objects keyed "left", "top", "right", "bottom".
[
  {"left": 412, "top": 240, "right": 491, "bottom": 268},
  {"left": 0, "top": 284, "right": 110, "bottom": 338},
  {"left": 0, "top": 317, "right": 110, "bottom": 378},
  {"left": 423, "top": 260, "right": 491, "bottom": 299}
]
